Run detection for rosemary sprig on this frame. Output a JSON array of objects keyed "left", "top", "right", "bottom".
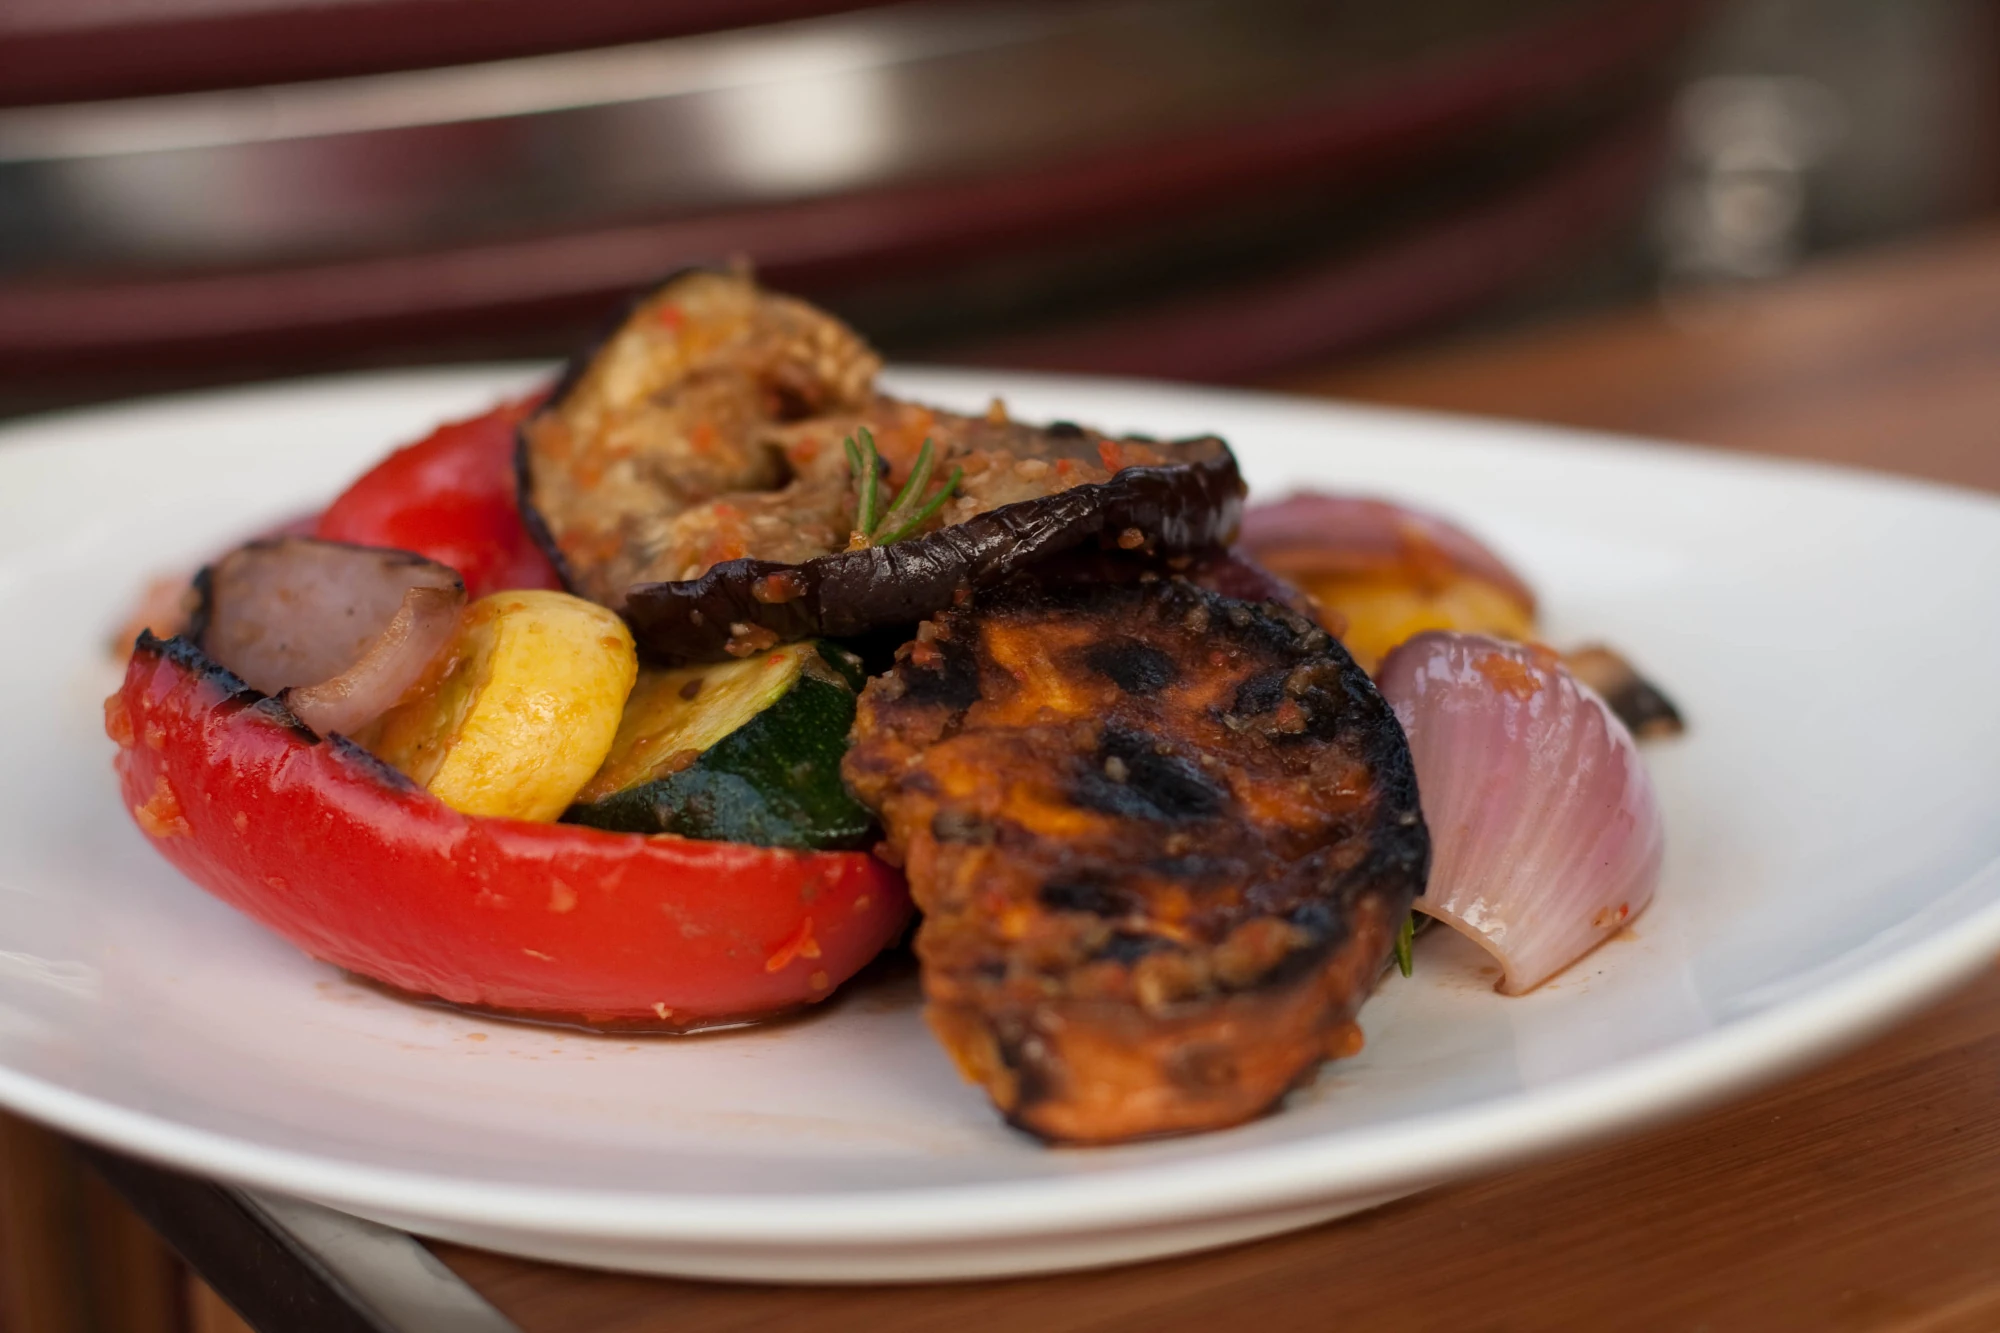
[
  {"left": 845, "top": 427, "right": 962, "bottom": 547},
  {"left": 843, "top": 431, "right": 882, "bottom": 536},
  {"left": 1393, "top": 912, "right": 1416, "bottom": 978}
]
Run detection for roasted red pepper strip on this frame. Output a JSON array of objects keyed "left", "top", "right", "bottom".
[
  {"left": 109, "top": 634, "right": 910, "bottom": 1027},
  {"left": 316, "top": 396, "right": 562, "bottom": 599}
]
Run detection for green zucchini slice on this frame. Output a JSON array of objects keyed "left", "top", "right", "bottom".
[{"left": 564, "top": 641, "right": 874, "bottom": 849}]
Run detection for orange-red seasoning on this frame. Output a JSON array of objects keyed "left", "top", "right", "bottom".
[
  {"left": 763, "top": 916, "right": 820, "bottom": 972},
  {"left": 752, "top": 571, "right": 805, "bottom": 604},
  {"left": 102, "top": 693, "right": 134, "bottom": 748},
  {"left": 1475, "top": 652, "right": 1545, "bottom": 701},
  {"left": 132, "top": 774, "right": 190, "bottom": 839}
]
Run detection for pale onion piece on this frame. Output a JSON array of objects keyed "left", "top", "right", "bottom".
[
  {"left": 1376, "top": 631, "right": 1663, "bottom": 994},
  {"left": 282, "top": 584, "right": 465, "bottom": 737},
  {"left": 1239, "top": 493, "right": 1538, "bottom": 614},
  {"left": 197, "top": 537, "right": 464, "bottom": 696}
]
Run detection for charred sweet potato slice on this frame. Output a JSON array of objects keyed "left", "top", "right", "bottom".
[
  {"left": 843, "top": 579, "right": 1428, "bottom": 1143},
  {"left": 519, "top": 269, "right": 1242, "bottom": 662}
]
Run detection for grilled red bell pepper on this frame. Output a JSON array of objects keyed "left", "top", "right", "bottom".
[
  {"left": 109, "top": 634, "right": 910, "bottom": 1027},
  {"left": 316, "top": 396, "right": 562, "bottom": 599}
]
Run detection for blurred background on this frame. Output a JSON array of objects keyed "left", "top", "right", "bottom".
[
  {"left": 2, "top": 1, "right": 1998, "bottom": 1329},
  {"left": 1, "top": 0, "right": 1996, "bottom": 415}
]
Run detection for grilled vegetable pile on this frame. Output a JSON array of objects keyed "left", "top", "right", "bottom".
[{"left": 113, "top": 267, "right": 1676, "bottom": 1144}]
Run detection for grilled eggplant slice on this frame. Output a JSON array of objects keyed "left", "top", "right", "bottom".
[
  {"left": 519, "top": 269, "right": 1243, "bottom": 662},
  {"left": 843, "top": 579, "right": 1428, "bottom": 1143},
  {"left": 565, "top": 640, "right": 874, "bottom": 849}
]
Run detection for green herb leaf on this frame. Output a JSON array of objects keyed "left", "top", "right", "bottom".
[
  {"left": 844, "top": 428, "right": 888, "bottom": 542},
  {"left": 846, "top": 430, "right": 961, "bottom": 547},
  {"left": 873, "top": 437, "right": 936, "bottom": 536},
  {"left": 1393, "top": 912, "right": 1416, "bottom": 978},
  {"left": 875, "top": 465, "right": 962, "bottom": 545}
]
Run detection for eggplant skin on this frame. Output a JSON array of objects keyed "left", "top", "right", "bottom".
[
  {"left": 843, "top": 578, "right": 1428, "bottom": 1144},
  {"left": 623, "top": 449, "right": 1243, "bottom": 662},
  {"left": 517, "top": 266, "right": 1245, "bottom": 664}
]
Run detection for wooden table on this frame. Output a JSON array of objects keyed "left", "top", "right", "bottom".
[{"left": 49, "top": 225, "right": 2000, "bottom": 1333}]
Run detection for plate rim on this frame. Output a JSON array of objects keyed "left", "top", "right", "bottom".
[{"left": 4, "top": 363, "right": 1998, "bottom": 1246}]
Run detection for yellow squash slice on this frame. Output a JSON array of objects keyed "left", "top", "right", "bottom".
[{"left": 367, "top": 590, "right": 638, "bottom": 821}]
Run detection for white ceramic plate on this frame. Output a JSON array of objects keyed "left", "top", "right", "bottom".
[{"left": 1, "top": 368, "right": 1997, "bottom": 1283}]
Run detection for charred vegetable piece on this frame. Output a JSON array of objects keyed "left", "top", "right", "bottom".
[
  {"left": 566, "top": 641, "right": 874, "bottom": 849},
  {"left": 193, "top": 537, "right": 464, "bottom": 696},
  {"left": 192, "top": 537, "right": 467, "bottom": 738},
  {"left": 518, "top": 269, "right": 1243, "bottom": 662},
  {"left": 518, "top": 268, "right": 880, "bottom": 611},
  {"left": 366, "top": 590, "right": 638, "bottom": 822},
  {"left": 843, "top": 579, "right": 1429, "bottom": 1144}
]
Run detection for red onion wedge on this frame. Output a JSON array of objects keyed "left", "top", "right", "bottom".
[
  {"left": 281, "top": 583, "right": 465, "bottom": 737},
  {"left": 192, "top": 537, "right": 466, "bottom": 736},
  {"left": 1240, "top": 493, "right": 1538, "bottom": 613},
  {"left": 1377, "top": 632, "right": 1663, "bottom": 994}
]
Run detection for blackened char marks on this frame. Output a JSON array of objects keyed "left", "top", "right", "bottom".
[
  {"left": 842, "top": 577, "right": 1428, "bottom": 1144},
  {"left": 1084, "top": 640, "right": 1179, "bottom": 694},
  {"left": 902, "top": 633, "right": 982, "bottom": 712},
  {"left": 1036, "top": 880, "right": 1133, "bottom": 916},
  {"left": 1231, "top": 668, "right": 1288, "bottom": 716},
  {"left": 1073, "top": 726, "right": 1225, "bottom": 821}
]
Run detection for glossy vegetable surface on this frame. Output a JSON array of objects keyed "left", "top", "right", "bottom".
[
  {"left": 110, "top": 634, "right": 910, "bottom": 1027},
  {"left": 1377, "top": 632, "right": 1662, "bottom": 994},
  {"left": 318, "top": 396, "right": 562, "bottom": 598},
  {"left": 367, "top": 590, "right": 638, "bottom": 821},
  {"left": 567, "top": 642, "right": 874, "bottom": 849}
]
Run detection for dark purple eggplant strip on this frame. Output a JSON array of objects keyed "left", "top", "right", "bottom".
[{"left": 623, "top": 448, "right": 1243, "bottom": 662}]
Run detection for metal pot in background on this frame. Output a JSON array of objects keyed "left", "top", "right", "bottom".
[{"left": 0, "top": 0, "right": 1712, "bottom": 406}]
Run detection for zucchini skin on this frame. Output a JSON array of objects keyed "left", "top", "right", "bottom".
[{"left": 564, "top": 652, "right": 874, "bottom": 850}]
